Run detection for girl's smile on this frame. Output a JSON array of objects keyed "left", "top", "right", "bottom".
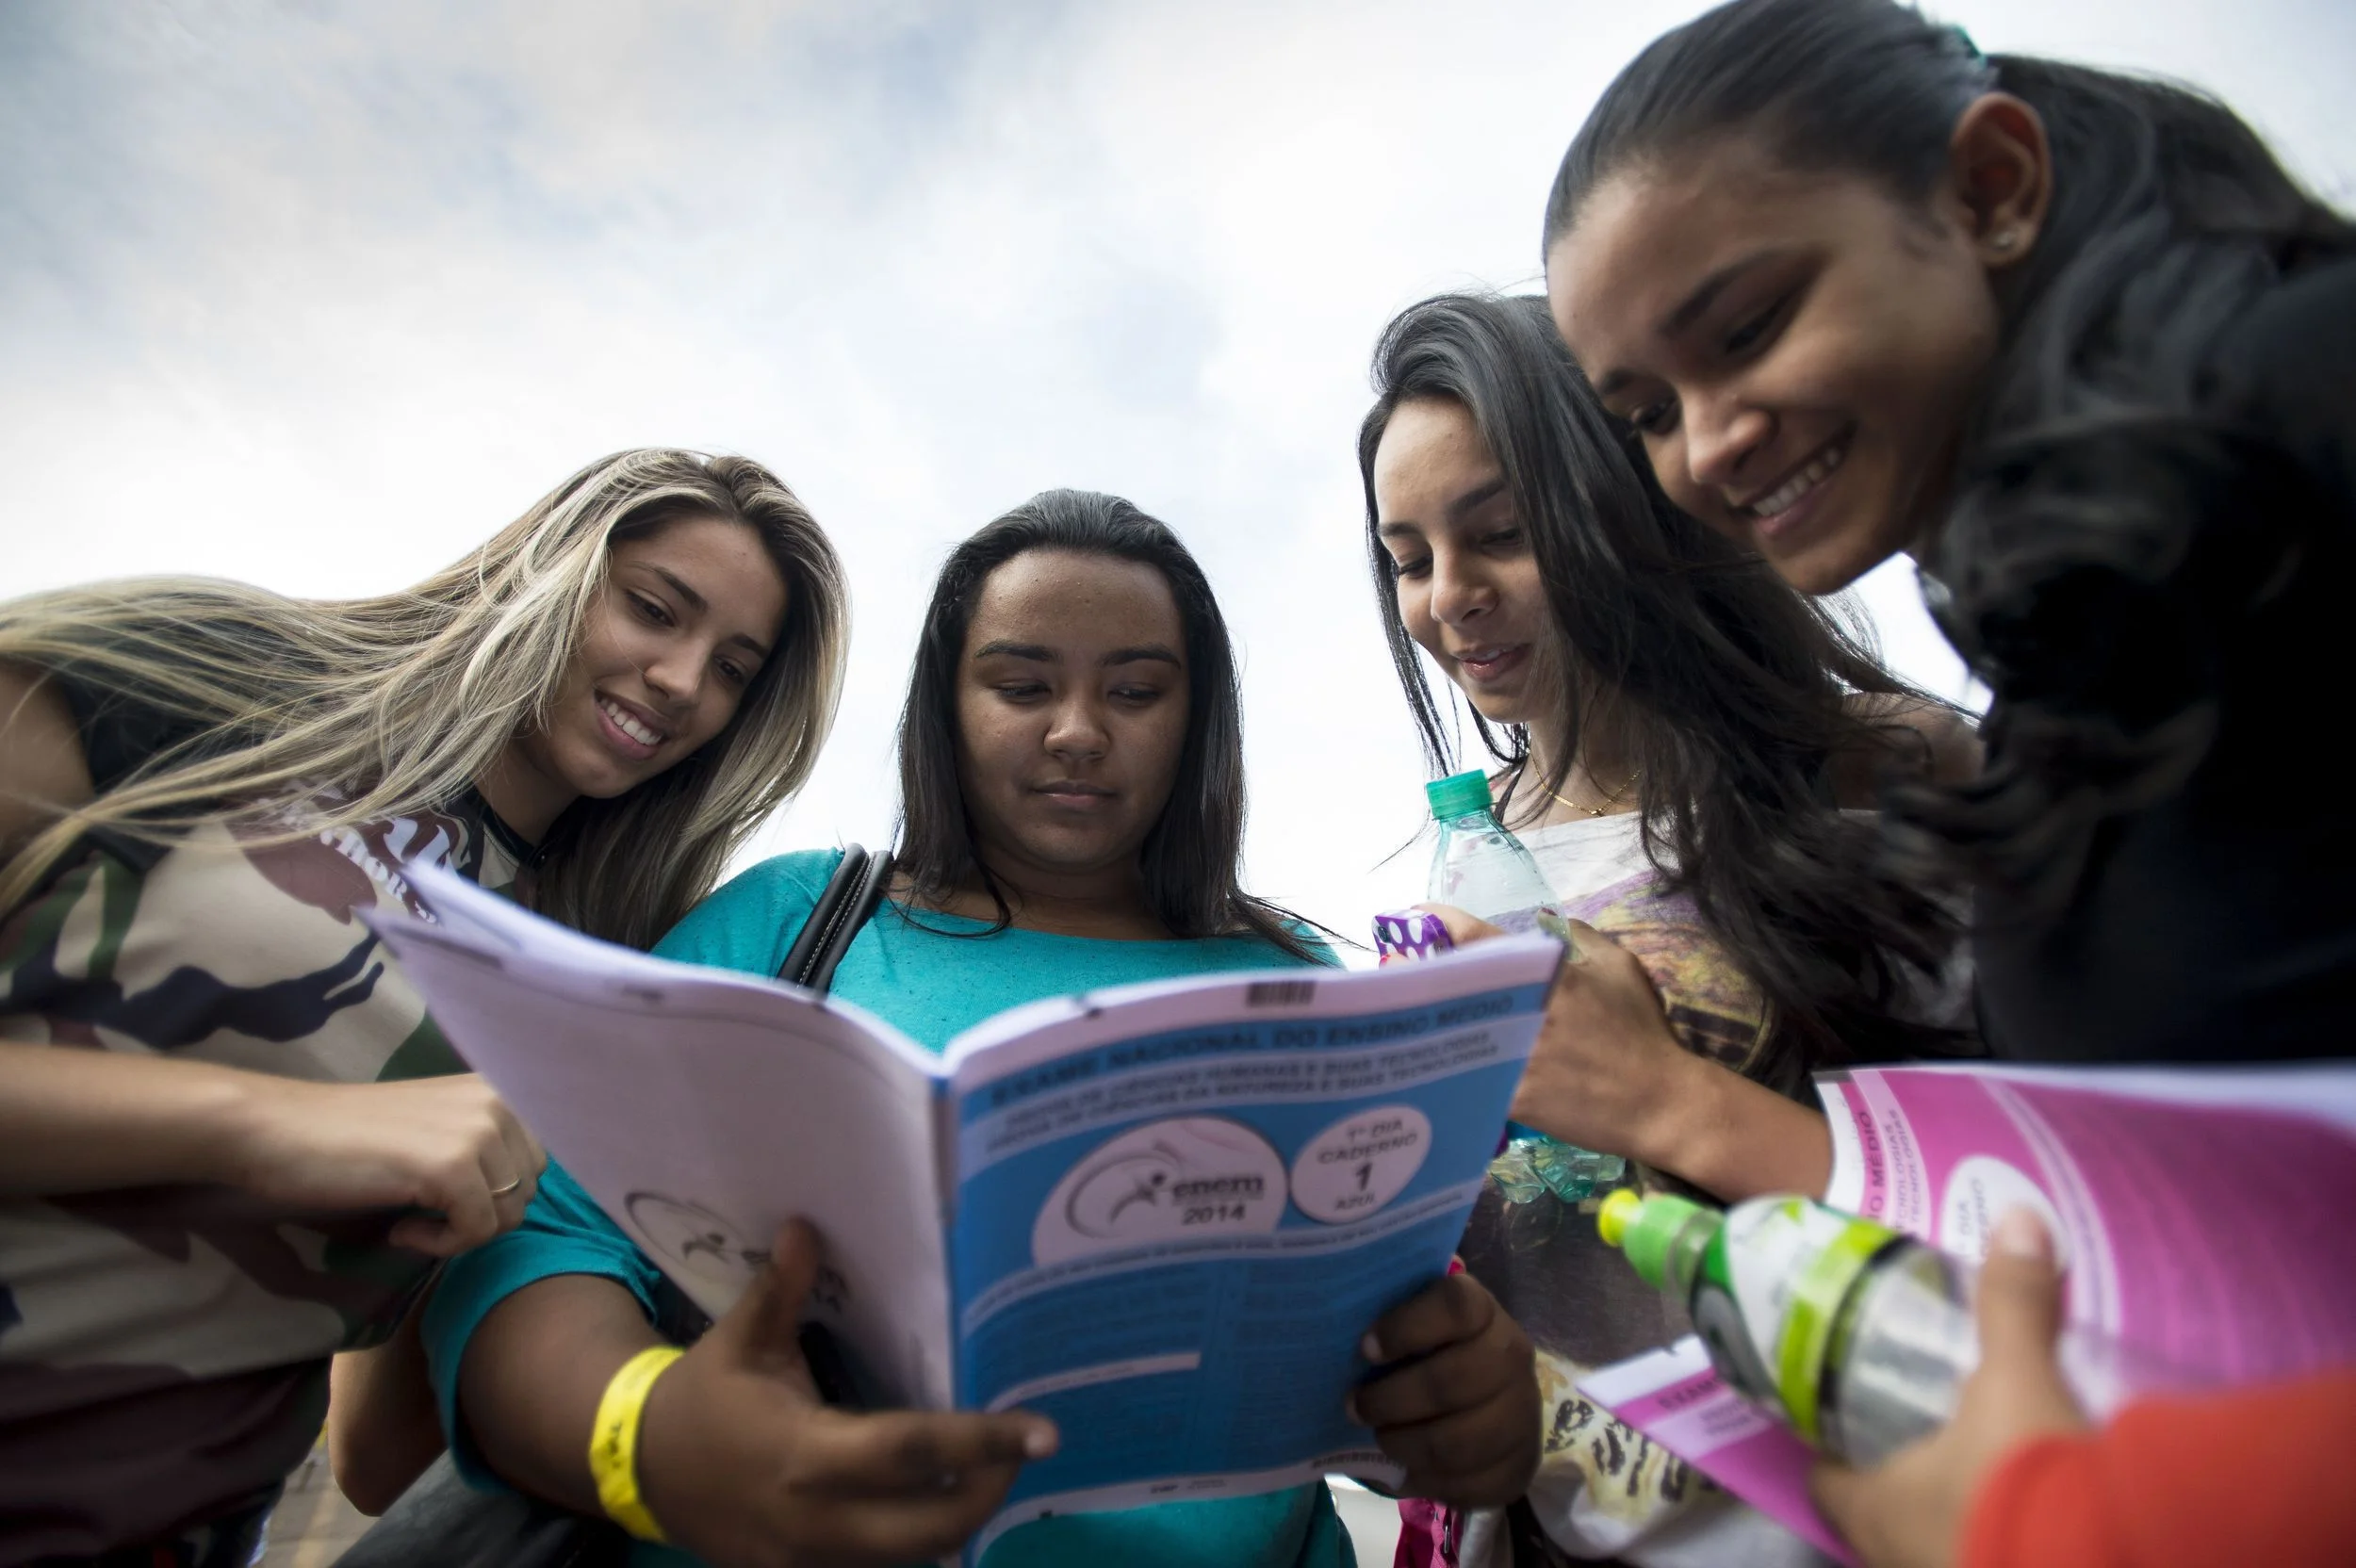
[
  {"left": 1450, "top": 643, "right": 1532, "bottom": 688},
  {"left": 1740, "top": 428, "right": 1850, "bottom": 534},
  {"left": 593, "top": 692, "right": 671, "bottom": 760},
  {"left": 1034, "top": 778, "right": 1118, "bottom": 807}
]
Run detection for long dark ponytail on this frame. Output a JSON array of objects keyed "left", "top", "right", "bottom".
[
  {"left": 1546, "top": 0, "right": 2356, "bottom": 911},
  {"left": 1362, "top": 292, "right": 1963, "bottom": 1075}
]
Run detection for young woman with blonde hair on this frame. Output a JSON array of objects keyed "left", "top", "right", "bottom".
[{"left": 0, "top": 448, "right": 846, "bottom": 1565}]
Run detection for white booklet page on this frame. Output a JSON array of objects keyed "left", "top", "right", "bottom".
[{"left": 371, "top": 865, "right": 1562, "bottom": 1560}]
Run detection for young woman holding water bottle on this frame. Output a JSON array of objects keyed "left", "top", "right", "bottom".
[
  {"left": 1362, "top": 291, "right": 1977, "bottom": 1566},
  {"left": 1364, "top": 291, "right": 1976, "bottom": 1190}
]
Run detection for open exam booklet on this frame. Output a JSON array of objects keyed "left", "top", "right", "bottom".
[
  {"left": 370, "top": 865, "right": 1562, "bottom": 1560},
  {"left": 1579, "top": 1060, "right": 2356, "bottom": 1566}
]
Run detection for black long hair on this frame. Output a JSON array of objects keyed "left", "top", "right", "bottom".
[
  {"left": 894, "top": 488, "right": 1321, "bottom": 960},
  {"left": 1361, "top": 292, "right": 1961, "bottom": 1074},
  {"left": 1546, "top": 0, "right": 2356, "bottom": 912}
]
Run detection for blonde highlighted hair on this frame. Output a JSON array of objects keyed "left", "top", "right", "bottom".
[{"left": 0, "top": 449, "right": 846, "bottom": 947}]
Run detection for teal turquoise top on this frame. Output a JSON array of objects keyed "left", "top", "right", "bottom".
[{"left": 422, "top": 849, "right": 1353, "bottom": 1568}]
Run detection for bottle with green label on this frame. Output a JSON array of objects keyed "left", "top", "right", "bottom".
[
  {"left": 1423, "top": 769, "right": 1624, "bottom": 1204},
  {"left": 1596, "top": 1189, "right": 2152, "bottom": 1464}
]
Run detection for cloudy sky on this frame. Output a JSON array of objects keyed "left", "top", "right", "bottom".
[{"left": 5, "top": 0, "right": 2349, "bottom": 947}]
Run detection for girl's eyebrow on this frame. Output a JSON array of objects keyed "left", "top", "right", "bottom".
[
  {"left": 1101, "top": 645, "right": 1181, "bottom": 668},
  {"left": 647, "top": 566, "right": 709, "bottom": 614},
  {"left": 1447, "top": 477, "right": 1509, "bottom": 520},
  {"left": 973, "top": 640, "right": 1055, "bottom": 662},
  {"left": 1657, "top": 247, "right": 1783, "bottom": 337},
  {"left": 1592, "top": 247, "right": 1784, "bottom": 401},
  {"left": 1375, "top": 478, "right": 1506, "bottom": 539},
  {"left": 646, "top": 566, "right": 770, "bottom": 659},
  {"left": 971, "top": 640, "right": 1179, "bottom": 668}
]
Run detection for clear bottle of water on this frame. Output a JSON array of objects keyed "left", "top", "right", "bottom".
[
  {"left": 1426, "top": 770, "right": 1557, "bottom": 933},
  {"left": 1425, "top": 770, "right": 1626, "bottom": 1204},
  {"left": 1598, "top": 1189, "right": 2164, "bottom": 1464}
]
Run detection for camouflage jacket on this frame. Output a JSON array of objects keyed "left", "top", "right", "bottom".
[{"left": 0, "top": 795, "right": 528, "bottom": 1564}]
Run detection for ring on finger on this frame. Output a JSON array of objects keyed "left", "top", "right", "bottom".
[{"left": 489, "top": 1176, "right": 523, "bottom": 1197}]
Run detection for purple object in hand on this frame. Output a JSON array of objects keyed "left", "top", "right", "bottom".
[{"left": 1373, "top": 908, "right": 1455, "bottom": 963}]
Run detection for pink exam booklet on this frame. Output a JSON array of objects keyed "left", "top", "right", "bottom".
[
  {"left": 1579, "top": 1337, "right": 1856, "bottom": 1567},
  {"left": 1579, "top": 1061, "right": 2356, "bottom": 1555}
]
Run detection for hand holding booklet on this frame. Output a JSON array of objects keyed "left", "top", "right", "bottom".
[
  {"left": 368, "top": 865, "right": 1562, "bottom": 1559},
  {"left": 1579, "top": 1060, "right": 2356, "bottom": 1565}
]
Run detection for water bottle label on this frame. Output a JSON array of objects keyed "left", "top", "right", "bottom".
[
  {"left": 1692, "top": 1282, "right": 1778, "bottom": 1410},
  {"left": 1709, "top": 1198, "right": 1899, "bottom": 1444},
  {"left": 1709, "top": 1200, "right": 1818, "bottom": 1405}
]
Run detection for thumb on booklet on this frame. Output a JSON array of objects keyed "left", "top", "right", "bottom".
[
  {"left": 1973, "top": 1210, "right": 2077, "bottom": 1417},
  {"left": 709, "top": 1217, "right": 826, "bottom": 1385}
]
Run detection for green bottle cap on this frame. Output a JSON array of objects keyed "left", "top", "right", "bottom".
[
  {"left": 1425, "top": 770, "right": 1494, "bottom": 822},
  {"left": 1597, "top": 1189, "right": 1710, "bottom": 1290}
]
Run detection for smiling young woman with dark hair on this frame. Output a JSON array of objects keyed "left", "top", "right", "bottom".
[
  {"left": 415, "top": 488, "right": 1541, "bottom": 1568},
  {"left": 1533, "top": 2, "right": 2356, "bottom": 1563},
  {"left": 1362, "top": 291, "right": 1976, "bottom": 1567},
  {"left": 1543, "top": 0, "right": 2356, "bottom": 1066},
  {"left": 1364, "top": 292, "right": 1973, "bottom": 1086}
]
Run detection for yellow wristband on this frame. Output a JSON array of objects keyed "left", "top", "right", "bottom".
[{"left": 588, "top": 1345, "right": 685, "bottom": 1542}]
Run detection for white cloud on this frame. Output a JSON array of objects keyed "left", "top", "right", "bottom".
[{"left": 3, "top": 0, "right": 2347, "bottom": 945}]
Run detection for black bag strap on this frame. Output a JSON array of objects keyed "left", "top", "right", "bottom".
[
  {"left": 776, "top": 844, "right": 893, "bottom": 994},
  {"left": 776, "top": 845, "right": 863, "bottom": 988},
  {"left": 808, "top": 846, "right": 893, "bottom": 994},
  {"left": 754, "top": 843, "right": 895, "bottom": 1407}
]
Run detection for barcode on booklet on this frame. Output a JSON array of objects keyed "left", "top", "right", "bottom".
[{"left": 1246, "top": 979, "right": 1316, "bottom": 1006}]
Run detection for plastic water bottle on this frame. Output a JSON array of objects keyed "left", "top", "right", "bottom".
[
  {"left": 1425, "top": 769, "right": 1559, "bottom": 934},
  {"left": 1596, "top": 1189, "right": 2166, "bottom": 1465},
  {"left": 1423, "top": 770, "right": 1626, "bottom": 1204}
]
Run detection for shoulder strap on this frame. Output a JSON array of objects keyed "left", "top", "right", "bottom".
[{"left": 776, "top": 844, "right": 895, "bottom": 995}]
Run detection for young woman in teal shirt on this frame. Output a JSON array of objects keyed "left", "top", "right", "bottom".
[{"left": 419, "top": 489, "right": 1542, "bottom": 1567}]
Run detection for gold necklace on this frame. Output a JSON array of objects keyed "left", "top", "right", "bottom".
[{"left": 1542, "top": 771, "right": 1638, "bottom": 818}]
